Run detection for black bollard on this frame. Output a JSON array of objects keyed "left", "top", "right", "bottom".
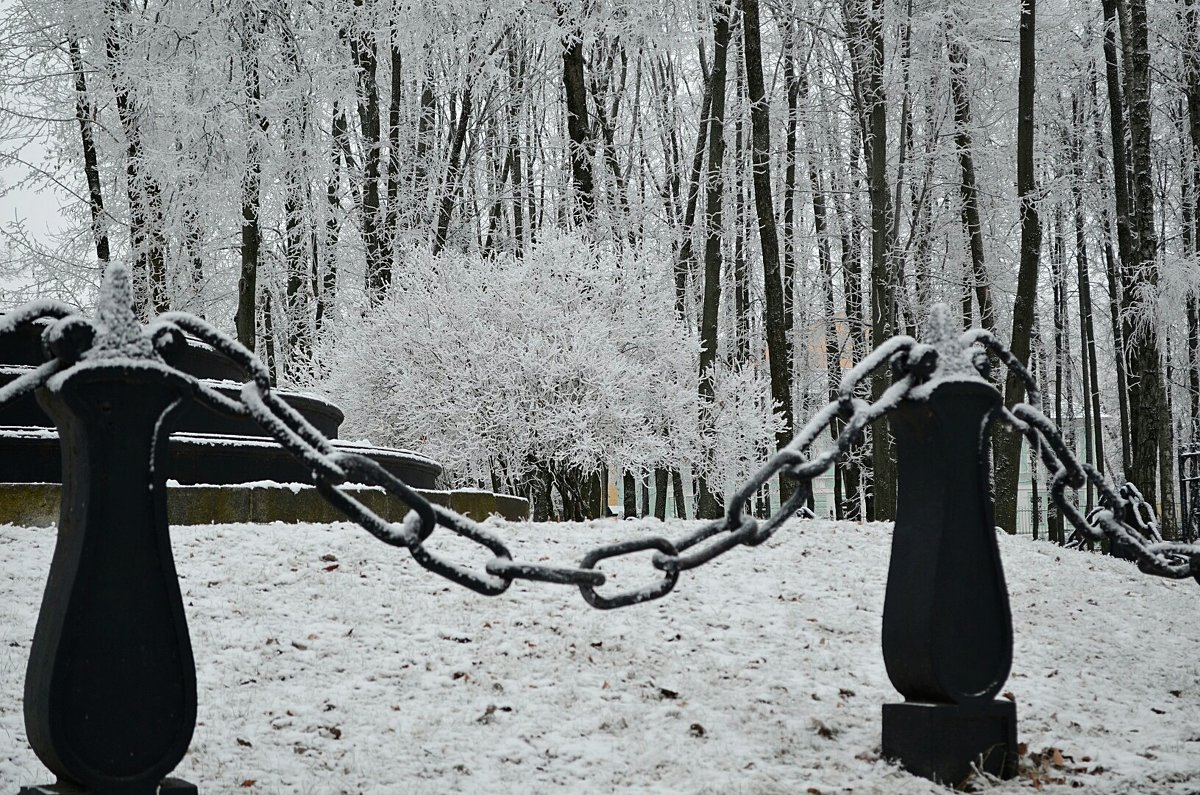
[
  {"left": 21, "top": 361, "right": 198, "bottom": 794},
  {"left": 881, "top": 378, "right": 1018, "bottom": 785}
]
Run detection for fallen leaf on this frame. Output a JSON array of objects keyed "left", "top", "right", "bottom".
[
  {"left": 688, "top": 723, "right": 706, "bottom": 738},
  {"left": 323, "top": 564, "right": 339, "bottom": 572},
  {"left": 236, "top": 737, "right": 253, "bottom": 748},
  {"left": 240, "top": 780, "right": 256, "bottom": 788},
  {"left": 320, "top": 554, "right": 337, "bottom": 562},
  {"left": 1003, "top": 691, "right": 1016, "bottom": 702},
  {"left": 810, "top": 718, "right": 837, "bottom": 739}
]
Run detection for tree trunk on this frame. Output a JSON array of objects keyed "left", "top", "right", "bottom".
[
  {"left": 561, "top": 21, "right": 595, "bottom": 226},
  {"left": 350, "top": 23, "right": 388, "bottom": 301},
  {"left": 844, "top": 0, "right": 897, "bottom": 520},
  {"left": 1123, "top": 0, "right": 1166, "bottom": 512},
  {"left": 696, "top": 0, "right": 734, "bottom": 520},
  {"left": 1070, "top": 95, "right": 1104, "bottom": 505},
  {"left": 947, "top": 24, "right": 995, "bottom": 335},
  {"left": 69, "top": 37, "right": 109, "bottom": 264},
  {"left": 382, "top": 41, "right": 403, "bottom": 258},
  {"left": 104, "top": 0, "right": 168, "bottom": 318},
  {"left": 432, "top": 87, "right": 473, "bottom": 255},
  {"left": 673, "top": 72, "right": 713, "bottom": 318},
  {"left": 995, "top": 0, "right": 1043, "bottom": 535},
  {"left": 236, "top": 8, "right": 266, "bottom": 350},
  {"left": 741, "top": 0, "right": 796, "bottom": 503}
]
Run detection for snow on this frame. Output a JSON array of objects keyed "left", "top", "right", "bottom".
[
  {"left": 2, "top": 518, "right": 1199, "bottom": 793},
  {"left": 85, "top": 264, "right": 156, "bottom": 361}
]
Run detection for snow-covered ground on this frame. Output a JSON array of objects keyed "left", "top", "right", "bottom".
[{"left": 2, "top": 517, "right": 1198, "bottom": 794}]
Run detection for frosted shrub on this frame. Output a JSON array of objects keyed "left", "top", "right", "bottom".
[{"left": 318, "top": 233, "right": 781, "bottom": 506}]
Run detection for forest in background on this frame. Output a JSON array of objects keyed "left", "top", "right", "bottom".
[{"left": 0, "top": 0, "right": 1197, "bottom": 532}]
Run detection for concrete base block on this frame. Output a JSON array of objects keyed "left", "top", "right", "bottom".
[{"left": 882, "top": 700, "right": 1018, "bottom": 785}]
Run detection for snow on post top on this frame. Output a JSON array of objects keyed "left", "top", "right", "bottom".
[
  {"left": 925, "top": 303, "right": 980, "bottom": 383},
  {"left": 85, "top": 264, "right": 157, "bottom": 361}
]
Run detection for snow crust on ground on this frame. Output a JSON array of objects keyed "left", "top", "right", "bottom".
[{"left": 2, "top": 518, "right": 1198, "bottom": 794}]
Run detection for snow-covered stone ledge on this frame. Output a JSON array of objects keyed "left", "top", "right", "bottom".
[{"left": 0, "top": 482, "right": 529, "bottom": 527}]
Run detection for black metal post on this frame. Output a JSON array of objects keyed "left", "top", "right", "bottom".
[
  {"left": 881, "top": 379, "right": 1019, "bottom": 784},
  {"left": 21, "top": 362, "right": 198, "bottom": 794}
]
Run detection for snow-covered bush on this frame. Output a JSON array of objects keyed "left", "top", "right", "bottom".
[{"left": 317, "top": 233, "right": 780, "bottom": 505}]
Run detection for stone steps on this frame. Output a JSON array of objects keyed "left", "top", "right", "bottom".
[{"left": 0, "top": 482, "right": 529, "bottom": 527}]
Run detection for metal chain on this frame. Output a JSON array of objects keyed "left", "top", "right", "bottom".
[
  {"left": 3, "top": 302, "right": 1197, "bottom": 607},
  {"left": 157, "top": 318, "right": 930, "bottom": 609}
]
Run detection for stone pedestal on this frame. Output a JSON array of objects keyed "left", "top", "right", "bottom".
[{"left": 882, "top": 700, "right": 1018, "bottom": 784}]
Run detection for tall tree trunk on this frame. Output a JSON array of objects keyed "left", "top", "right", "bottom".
[
  {"left": 947, "top": 23, "right": 995, "bottom": 335},
  {"left": 1090, "top": 67, "right": 1132, "bottom": 474},
  {"left": 696, "top": 0, "right": 734, "bottom": 519},
  {"left": 830, "top": 149, "right": 866, "bottom": 520},
  {"left": 1051, "top": 219, "right": 1066, "bottom": 544},
  {"left": 508, "top": 41, "right": 527, "bottom": 256},
  {"left": 236, "top": 8, "right": 266, "bottom": 350},
  {"left": 561, "top": 19, "right": 595, "bottom": 226},
  {"left": 104, "top": 0, "right": 168, "bottom": 318},
  {"left": 69, "top": 37, "right": 109, "bottom": 264},
  {"left": 382, "top": 41, "right": 403, "bottom": 258},
  {"left": 673, "top": 72, "right": 713, "bottom": 318},
  {"left": 350, "top": 22, "right": 387, "bottom": 301},
  {"left": 1186, "top": 0, "right": 1200, "bottom": 446},
  {"left": 844, "top": 0, "right": 897, "bottom": 520},
  {"left": 1123, "top": 0, "right": 1167, "bottom": 513},
  {"left": 995, "top": 0, "right": 1043, "bottom": 535},
  {"left": 1070, "top": 95, "right": 1104, "bottom": 505},
  {"left": 741, "top": 0, "right": 796, "bottom": 504},
  {"left": 781, "top": 23, "right": 800, "bottom": 367},
  {"left": 432, "top": 87, "right": 473, "bottom": 255},
  {"left": 316, "top": 106, "right": 348, "bottom": 338}
]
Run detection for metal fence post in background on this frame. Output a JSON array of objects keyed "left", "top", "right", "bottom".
[
  {"left": 881, "top": 378, "right": 1018, "bottom": 785},
  {"left": 21, "top": 360, "right": 198, "bottom": 795}
]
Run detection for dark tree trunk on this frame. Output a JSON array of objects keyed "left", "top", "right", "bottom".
[
  {"left": 236, "top": 8, "right": 266, "bottom": 350},
  {"left": 1070, "top": 96, "right": 1104, "bottom": 505},
  {"left": 383, "top": 42, "right": 403, "bottom": 259},
  {"left": 995, "top": 0, "right": 1042, "bottom": 535},
  {"left": 1123, "top": 0, "right": 1167, "bottom": 514},
  {"left": 69, "top": 37, "right": 109, "bottom": 264},
  {"left": 947, "top": 25, "right": 995, "bottom": 335},
  {"left": 741, "top": 0, "right": 795, "bottom": 503},
  {"left": 844, "top": 0, "right": 897, "bottom": 520},
  {"left": 1186, "top": 0, "right": 1200, "bottom": 445},
  {"left": 105, "top": 0, "right": 168, "bottom": 318},
  {"left": 316, "top": 106, "right": 348, "bottom": 337},
  {"left": 432, "top": 87, "right": 473, "bottom": 256},
  {"left": 696, "top": 0, "right": 734, "bottom": 519},
  {"left": 350, "top": 24, "right": 388, "bottom": 301},
  {"left": 561, "top": 21, "right": 595, "bottom": 225},
  {"left": 781, "top": 23, "right": 799, "bottom": 367},
  {"left": 673, "top": 72, "right": 713, "bottom": 318},
  {"left": 508, "top": 42, "right": 527, "bottom": 256}
]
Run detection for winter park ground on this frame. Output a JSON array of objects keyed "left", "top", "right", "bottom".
[{"left": 1, "top": 517, "right": 1199, "bottom": 794}]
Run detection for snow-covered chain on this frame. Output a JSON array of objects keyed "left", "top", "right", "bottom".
[{"left": 2, "top": 274, "right": 1197, "bottom": 604}]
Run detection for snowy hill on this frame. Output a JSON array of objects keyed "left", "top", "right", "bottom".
[{"left": 2, "top": 518, "right": 1198, "bottom": 793}]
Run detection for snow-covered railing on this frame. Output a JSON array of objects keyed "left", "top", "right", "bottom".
[{"left": 6, "top": 264, "right": 1198, "bottom": 792}]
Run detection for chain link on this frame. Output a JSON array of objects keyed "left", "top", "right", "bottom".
[{"left": 3, "top": 301, "right": 1198, "bottom": 606}]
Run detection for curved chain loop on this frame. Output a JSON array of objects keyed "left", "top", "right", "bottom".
[{"left": 577, "top": 536, "right": 680, "bottom": 609}]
